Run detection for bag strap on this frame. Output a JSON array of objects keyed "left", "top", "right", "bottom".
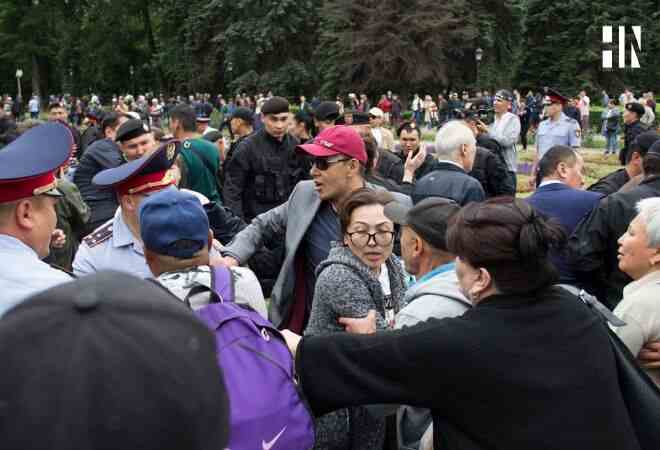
[
  {"left": 557, "top": 284, "right": 626, "bottom": 327},
  {"left": 182, "top": 282, "right": 218, "bottom": 308},
  {"left": 211, "top": 265, "right": 235, "bottom": 303}
]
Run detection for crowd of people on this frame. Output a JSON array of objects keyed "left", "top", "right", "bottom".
[{"left": 1, "top": 85, "right": 660, "bottom": 450}]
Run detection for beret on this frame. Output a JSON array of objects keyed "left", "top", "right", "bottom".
[
  {"left": 261, "top": 96, "right": 290, "bottom": 115},
  {"left": 116, "top": 119, "right": 150, "bottom": 142}
]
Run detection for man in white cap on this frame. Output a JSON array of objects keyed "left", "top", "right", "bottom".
[{"left": 369, "top": 107, "right": 395, "bottom": 151}]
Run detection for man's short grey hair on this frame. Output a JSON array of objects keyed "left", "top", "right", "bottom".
[
  {"left": 636, "top": 197, "right": 660, "bottom": 247},
  {"left": 434, "top": 120, "right": 476, "bottom": 160}
]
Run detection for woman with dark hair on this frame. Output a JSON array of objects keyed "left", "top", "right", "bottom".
[
  {"left": 284, "top": 197, "right": 639, "bottom": 450},
  {"left": 305, "top": 187, "right": 407, "bottom": 450}
]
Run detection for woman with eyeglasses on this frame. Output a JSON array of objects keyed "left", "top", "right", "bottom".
[
  {"left": 305, "top": 188, "right": 407, "bottom": 450},
  {"left": 284, "top": 197, "right": 639, "bottom": 450}
]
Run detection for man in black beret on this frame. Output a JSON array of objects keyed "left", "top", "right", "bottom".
[
  {"left": 620, "top": 102, "right": 646, "bottom": 165},
  {"left": 313, "top": 101, "right": 340, "bottom": 134},
  {"left": 222, "top": 96, "right": 309, "bottom": 297},
  {"left": 220, "top": 107, "right": 256, "bottom": 190},
  {"left": 115, "top": 118, "right": 157, "bottom": 162},
  {"left": 223, "top": 96, "right": 307, "bottom": 222}
]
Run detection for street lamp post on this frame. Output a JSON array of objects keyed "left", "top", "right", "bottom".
[
  {"left": 475, "top": 48, "right": 483, "bottom": 89},
  {"left": 129, "top": 65, "right": 135, "bottom": 94},
  {"left": 15, "top": 68, "right": 23, "bottom": 99}
]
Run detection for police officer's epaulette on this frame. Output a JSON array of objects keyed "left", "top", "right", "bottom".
[{"left": 82, "top": 222, "right": 113, "bottom": 248}]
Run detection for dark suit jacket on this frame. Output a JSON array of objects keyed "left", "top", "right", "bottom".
[
  {"left": 413, "top": 162, "right": 485, "bottom": 205},
  {"left": 297, "top": 286, "right": 638, "bottom": 450},
  {"left": 527, "top": 182, "right": 602, "bottom": 283}
]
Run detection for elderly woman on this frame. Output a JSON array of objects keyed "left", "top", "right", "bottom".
[
  {"left": 614, "top": 197, "right": 660, "bottom": 385},
  {"left": 284, "top": 197, "right": 638, "bottom": 450},
  {"left": 305, "top": 188, "right": 407, "bottom": 450}
]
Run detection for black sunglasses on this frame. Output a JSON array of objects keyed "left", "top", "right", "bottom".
[{"left": 312, "top": 156, "right": 351, "bottom": 171}]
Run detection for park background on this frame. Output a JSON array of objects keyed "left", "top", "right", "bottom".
[{"left": 0, "top": 0, "right": 658, "bottom": 98}]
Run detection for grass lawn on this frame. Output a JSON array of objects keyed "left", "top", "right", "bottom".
[{"left": 515, "top": 146, "right": 619, "bottom": 197}]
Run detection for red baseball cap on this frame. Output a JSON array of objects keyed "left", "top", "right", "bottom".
[{"left": 298, "top": 125, "right": 367, "bottom": 164}]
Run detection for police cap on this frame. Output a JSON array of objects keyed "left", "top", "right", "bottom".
[
  {"left": 543, "top": 88, "right": 568, "bottom": 105},
  {"left": 93, "top": 140, "right": 181, "bottom": 196},
  {"left": 0, "top": 122, "right": 72, "bottom": 203}
]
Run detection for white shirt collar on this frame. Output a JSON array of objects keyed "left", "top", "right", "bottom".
[{"left": 538, "top": 180, "right": 565, "bottom": 188}]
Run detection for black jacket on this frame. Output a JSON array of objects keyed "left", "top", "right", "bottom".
[
  {"left": 223, "top": 129, "right": 306, "bottom": 221},
  {"left": 73, "top": 138, "right": 123, "bottom": 226},
  {"left": 569, "top": 175, "right": 660, "bottom": 308},
  {"left": 620, "top": 121, "right": 645, "bottom": 165},
  {"left": 79, "top": 125, "right": 103, "bottom": 157},
  {"left": 413, "top": 162, "right": 485, "bottom": 205},
  {"left": 377, "top": 149, "right": 404, "bottom": 184},
  {"left": 203, "top": 201, "right": 246, "bottom": 245},
  {"left": 469, "top": 147, "right": 515, "bottom": 197},
  {"left": 219, "top": 132, "right": 251, "bottom": 200},
  {"left": 587, "top": 168, "right": 630, "bottom": 196},
  {"left": 297, "top": 286, "right": 638, "bottom": 450}
]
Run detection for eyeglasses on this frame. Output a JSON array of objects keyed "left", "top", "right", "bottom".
[
  {"left": 312, "top": 157, "right": 350, "bottom": 171},
  {"left": 346, "top": 230, "right": 395, "bottom": 248}
]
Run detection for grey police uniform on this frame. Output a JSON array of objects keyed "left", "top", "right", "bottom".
[
  {"left": 536, "top": 113, "right": 581, "bottom": 158},
  {"left": 1, "top": 235, "right": 72, "bottom": 316},
  {"left": 0, "top": 123, "right": 74, "bottom": 315},
  {"left": 73, "top": 207, "right": 224, "bottom": 278},
  {"left": 73, "top": 208, "right": 151, "bottom": 278}
]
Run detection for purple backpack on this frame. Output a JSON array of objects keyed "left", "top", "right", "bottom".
[{"left": 194, "top": 266, "right": 315, "bottom": 450}]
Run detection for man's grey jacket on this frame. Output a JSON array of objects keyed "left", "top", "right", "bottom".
[{"left": 222, "top": 180, "right": 411, "bottom": 328}]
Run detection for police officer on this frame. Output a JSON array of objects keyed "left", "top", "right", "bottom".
[
  {"left": 531, "top": 89, "right": 581, "bottom": 184},
  {"left": 0, "top": 123, "right": 73, "bottom": 314},
  {"left": 72, "top": 141, "right": 181, "bottom": 278},
  {"left": 620, "top": 102, "right": 646, "bottom": 166},
  {"left": 223, "top": 96, "right": 307, "bottom": 222}
]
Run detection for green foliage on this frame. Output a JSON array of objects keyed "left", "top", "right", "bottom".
[
  {"left": 0, "top": 0, "right": 655, "bottom": 100},
  {"left": 316, "top": 0, "right": 520, "bottom": 96},
  {"left": 515, "top": 0, "right": 660, "bottom": 94}
]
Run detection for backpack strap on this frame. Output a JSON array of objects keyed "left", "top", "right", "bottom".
[
  {"left": 211, "top": 265, "right": 235, "bottom": 303},
  {"left": 182, "top": 283, "right": 219, "bottom": 308}
]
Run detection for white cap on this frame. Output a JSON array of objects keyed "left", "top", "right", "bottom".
[{"left": 369, "top": 107, "right": 384, "bottom": 118}]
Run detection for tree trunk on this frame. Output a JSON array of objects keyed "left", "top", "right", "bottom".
[
  {"left": 31, "top": 54, "right": 40, "bottom": 97},
  {"left": 141, "top": 0, "right": 164, "bottom": 91}
]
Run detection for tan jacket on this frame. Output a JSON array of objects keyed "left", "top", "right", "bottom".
[
  {"left": 613, "top": 270, "right": 660, "bottom": 385},
  {"left": 372, "top": 127, "right": 395, "bottom": 152}
]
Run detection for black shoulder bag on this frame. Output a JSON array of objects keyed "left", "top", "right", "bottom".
[{"left": 575, "top": 288, "right": 660, "bottom": 450}]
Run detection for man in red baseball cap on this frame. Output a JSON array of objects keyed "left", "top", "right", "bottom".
[{"left": 220, "top": 125, "right": 410, "bottom": 332}]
